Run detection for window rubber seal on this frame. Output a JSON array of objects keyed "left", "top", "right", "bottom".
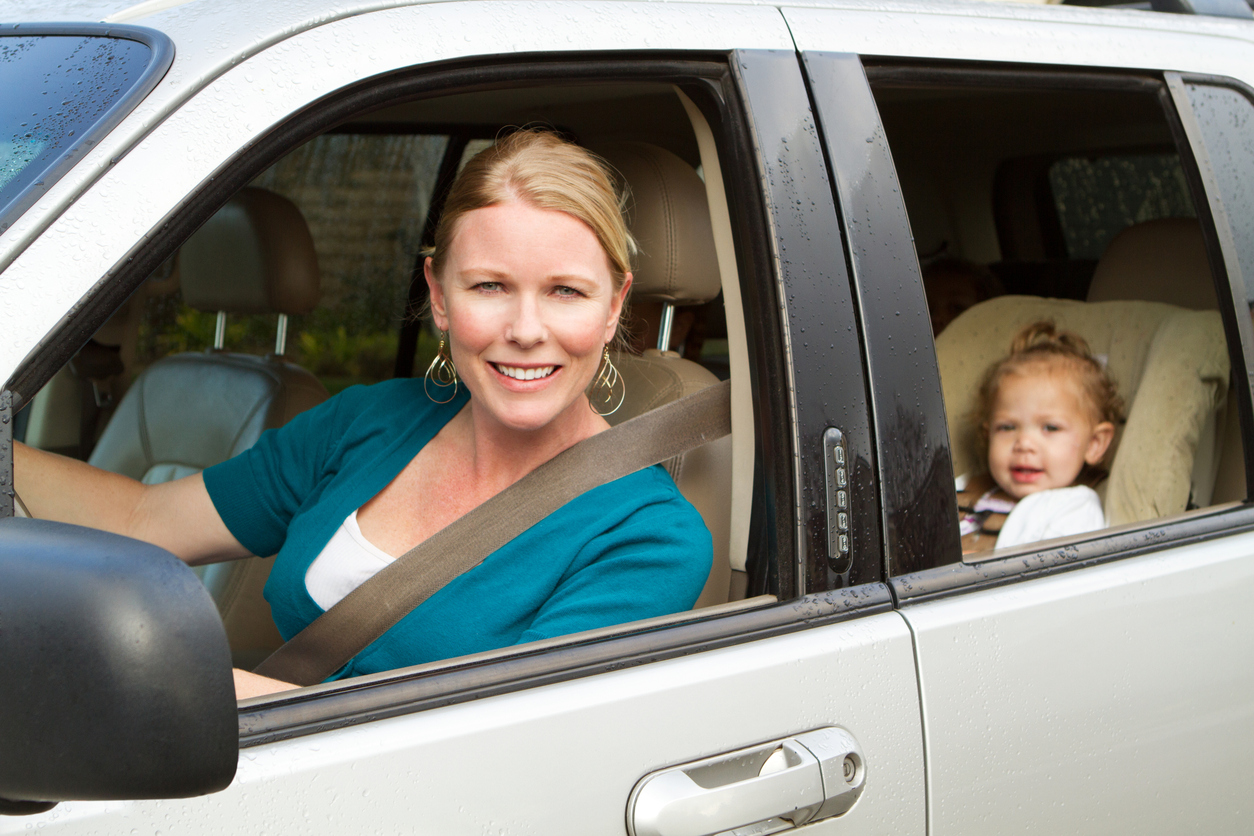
[{"left": 238, "top": 583, "right": 893, "bottom": 748}]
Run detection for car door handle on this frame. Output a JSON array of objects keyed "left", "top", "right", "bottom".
[{"left": 627, "top": 727, "right": 865, "bottom": 836}]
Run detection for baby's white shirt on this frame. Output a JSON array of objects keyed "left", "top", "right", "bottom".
[{"left": 994, "top": 485, "right": 1106, "bottom": 550}]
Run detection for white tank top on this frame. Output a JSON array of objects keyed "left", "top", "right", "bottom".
[{"left": 304, "top": 510, "right": 396, "bottom": 611}]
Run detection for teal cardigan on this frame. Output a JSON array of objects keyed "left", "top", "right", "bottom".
[{"left": 202, "top": 378, "right": 712, "bottom": 680}]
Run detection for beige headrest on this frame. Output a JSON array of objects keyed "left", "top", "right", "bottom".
[
  {"left": 178, "top": 187, "right": 321, "bottom": 315},
  {"left": 595, "top": 142, "right": 721, "bottom": 305},
  {"left": 938, "top": 295, "right": 1228, "bottom": 526},
  {"left": 1087, "top": 218, "right": 1216, "bottom": 310}
]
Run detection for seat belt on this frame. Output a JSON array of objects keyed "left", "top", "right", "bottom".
[{"left": 253, "top": 379, "right": 732, "bottom": 687}]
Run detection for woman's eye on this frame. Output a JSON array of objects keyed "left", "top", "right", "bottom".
[
  {"left": 474, "top": 281, "right": 503, "bottom": 293},
  {"left": 553, "top": 285, "right": 584, "bottom": 298}
]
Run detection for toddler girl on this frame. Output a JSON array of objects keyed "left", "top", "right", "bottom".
[{"left": 958, "top": 321, "right": 1123, "bottom": 553}]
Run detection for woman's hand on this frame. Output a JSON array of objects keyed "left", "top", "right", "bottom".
[{"left": 233, "top": 668, "right": 299, "bottom": 700}]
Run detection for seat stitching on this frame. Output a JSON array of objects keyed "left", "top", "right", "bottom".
[{"left": 136, "top": 374, "right": 154, "bottom": 468}]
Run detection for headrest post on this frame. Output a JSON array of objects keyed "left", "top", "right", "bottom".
[
  {"left": 274, "top": 313, "right": 289, "bottom": 357},
  {"left": 213, "top": 311, "right": 226, "bottom": 351},
  {"left": 657, "top": 302, "right": 676, "bottom": 353}
]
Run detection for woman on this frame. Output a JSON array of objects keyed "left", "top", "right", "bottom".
[{"left": 14, "top": 130, "right": 713, "bottom": 698}]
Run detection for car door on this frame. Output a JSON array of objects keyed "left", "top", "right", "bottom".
[
  {"left": 0, "top": 4, "right": 925, "bottom": 834},
  {"left": 788, "top": 5, "right": 1254, "bottom": 834}
]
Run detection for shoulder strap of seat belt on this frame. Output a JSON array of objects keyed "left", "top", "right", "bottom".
[{"left": 253, "top": 379, "right": 732, "bottom": 687}]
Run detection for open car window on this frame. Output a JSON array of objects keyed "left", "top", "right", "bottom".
[
  {"left": 867, "top": 65, "right": 1248, "bottom": 564},
  {"left": 14, "top": 75, "right": 773, "bottom": 682}
]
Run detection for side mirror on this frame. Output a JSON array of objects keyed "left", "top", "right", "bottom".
[{"left": 0, "top": 518, "right": 237, "bottom": 814}]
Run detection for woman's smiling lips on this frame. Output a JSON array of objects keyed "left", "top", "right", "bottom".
[{"left": 489, "top": 362, "right": 561, "bottom": 386}]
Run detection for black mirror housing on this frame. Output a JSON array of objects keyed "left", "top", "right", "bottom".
[{"left": 0, "top": 518, "right": 237, "bottom": 808}]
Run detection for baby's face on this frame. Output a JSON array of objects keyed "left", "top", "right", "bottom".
[{"left": 986, "top": 370, "right": 1113, "bottom": 500}]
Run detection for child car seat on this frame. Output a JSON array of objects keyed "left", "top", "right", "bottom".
[{"left": 936, "top": 295, "right": 1228, "bottom": 527}]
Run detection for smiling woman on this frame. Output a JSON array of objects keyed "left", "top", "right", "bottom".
[{"left": 14, "top": 129, "right": 713, "bottom": 699}]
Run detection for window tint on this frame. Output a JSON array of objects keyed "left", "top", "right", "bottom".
[
  {"left": 1182, "top": 82, "right": 1254, "bottom": 310},
  {"left": 0, "top": 33, "right": 161, "bottom": 233},
  {"left": 1049, "top": 153, "right": 1195, "bottom": 260}
]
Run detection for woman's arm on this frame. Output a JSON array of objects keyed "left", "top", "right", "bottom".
[
  {"left": 233, "top": 668, "right": 298, "bottom": 699},
  {"left": 14, "top": 441, "right": 250, "bottom": 565}
]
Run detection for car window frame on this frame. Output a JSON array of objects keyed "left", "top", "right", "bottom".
[
  {"left": 819, "top": 57, "right": 1254, "bottom": 603},
  {"left": 0, "top": 49, "right": 898, "bottom": 744}
]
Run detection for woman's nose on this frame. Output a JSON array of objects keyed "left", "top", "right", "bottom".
[{"left": 505, "top": 296, "right": 547, "bottom": 347}]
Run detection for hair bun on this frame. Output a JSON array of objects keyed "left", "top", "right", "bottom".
[{"left": 1009, "top": 320, "right": 1094, "bottom": 359}]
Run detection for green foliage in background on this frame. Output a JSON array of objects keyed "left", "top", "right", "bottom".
[{"left": 136, "top": 293, "right": 441, "bottom": 396}]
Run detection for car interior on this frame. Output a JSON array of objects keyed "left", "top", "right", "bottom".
[
  {"left": 869, "top": 67, "right": 1247, "bottom": 559},
  {"left": 13, "top": 80, "right": 764, "bottom": 670}
]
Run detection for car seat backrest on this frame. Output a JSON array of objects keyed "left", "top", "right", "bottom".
[
  {"left": 594, "top": 141, "right": 732, "bottom": 608},
  {"left": 178, "top": 187, "right": 322, "bottom": 317},
  {"left": 1086, "top": 217, "right": 1243, "bottom": 506},
  {"left": 937, "top": 295, "right": 1229, "bottom": 527},
  {"left": 1086, "top": 217, "right": 1217, "bottom": 311},
  {"left": 89, "top": 187, "right": 329, "bottom": 668}
]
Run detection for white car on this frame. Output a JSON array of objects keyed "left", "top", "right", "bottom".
[{"left": 1, "top": 0, "right": 1253, "bottom": 833}]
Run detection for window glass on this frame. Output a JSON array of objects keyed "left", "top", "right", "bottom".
[
  {"left": 1183, "top": 83, "right": 1254, "bottom": 309},
  {"left": 136, "top": 132, "right": 448, "bottom": 394},
  {"left": 0, "top": 34, "right": 154, "bottom": 233},
  {"left": 1049, "top": 154, "right": 1195, "bottom": 260}
]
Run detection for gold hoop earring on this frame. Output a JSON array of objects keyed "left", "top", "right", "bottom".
[
  {"left": 424, "top": 332, "right": 459, "bottom": 404},
  {"left": 589, "top": 347, "right": 625, "bottom": 417}
]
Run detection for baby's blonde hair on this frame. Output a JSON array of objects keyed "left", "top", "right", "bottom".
[{"left": 975, "top": 321, "right": 1125, "bottom": 470}]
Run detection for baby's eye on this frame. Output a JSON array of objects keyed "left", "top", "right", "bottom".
[
  {"left": 1043, "top": 423, "right": 1061, "bottom": 433},
  {"left": 993, "top": 422, "right": 1015, "bottom": 432}
]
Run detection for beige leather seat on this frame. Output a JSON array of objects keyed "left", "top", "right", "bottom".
[
  {"left": 937, "top": 295, "right": 1229, "bottom": 528},
  {"left": 595, "top": 141, "right": 733, "bottom": 607},
  {"left": 1086, "top": 217, "right": 1242, "bottom": 506},
  {"left": 89, "top": 187, "right": 329, "bottom": 667},
  {"left": 1087, "top": 218, "right": 1218, "bottom": 311}
]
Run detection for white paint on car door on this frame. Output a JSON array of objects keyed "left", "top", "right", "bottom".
[
  {"left": 901, "top": 528, "right": 1254, "bottom": 835},
  {"left": 4, "top": 612, "right": 925, "bottom": 834}
]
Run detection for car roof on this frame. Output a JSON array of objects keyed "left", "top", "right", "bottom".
[
  {"left": 2, "top": 0, "right": 1250, "bottom": 102},
  {"left": 1, "top": 0, "right": 1250, "bottom": 272}
]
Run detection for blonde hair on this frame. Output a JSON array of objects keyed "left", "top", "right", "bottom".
[
  {"left": 426, "top": 129, "right": 635, "bottom": 290},
  {"left": 975, "top": 321, "right": 1125, "bottom": 471}
]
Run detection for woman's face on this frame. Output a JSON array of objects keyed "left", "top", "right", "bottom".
[{"left": 426, "top": 200, "right": 631, "bottom": 435}]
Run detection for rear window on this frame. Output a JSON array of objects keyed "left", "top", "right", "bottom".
[
  {"left": 1048, "top": 153, "right": 1195, "bottom": 259},
  {"left": 0, "top": 26, "right": 172, "bottom": 235}
]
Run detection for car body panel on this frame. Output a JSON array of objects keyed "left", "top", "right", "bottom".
[
  {"left": 783, "top": 1, "right": 1254, "bottom": 86},
  {"left": 0, "top": 613, "right": 926, "bottom": 834},
  {"left": 902, "top": 530, "right": 1254, "bottom": 833}
]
